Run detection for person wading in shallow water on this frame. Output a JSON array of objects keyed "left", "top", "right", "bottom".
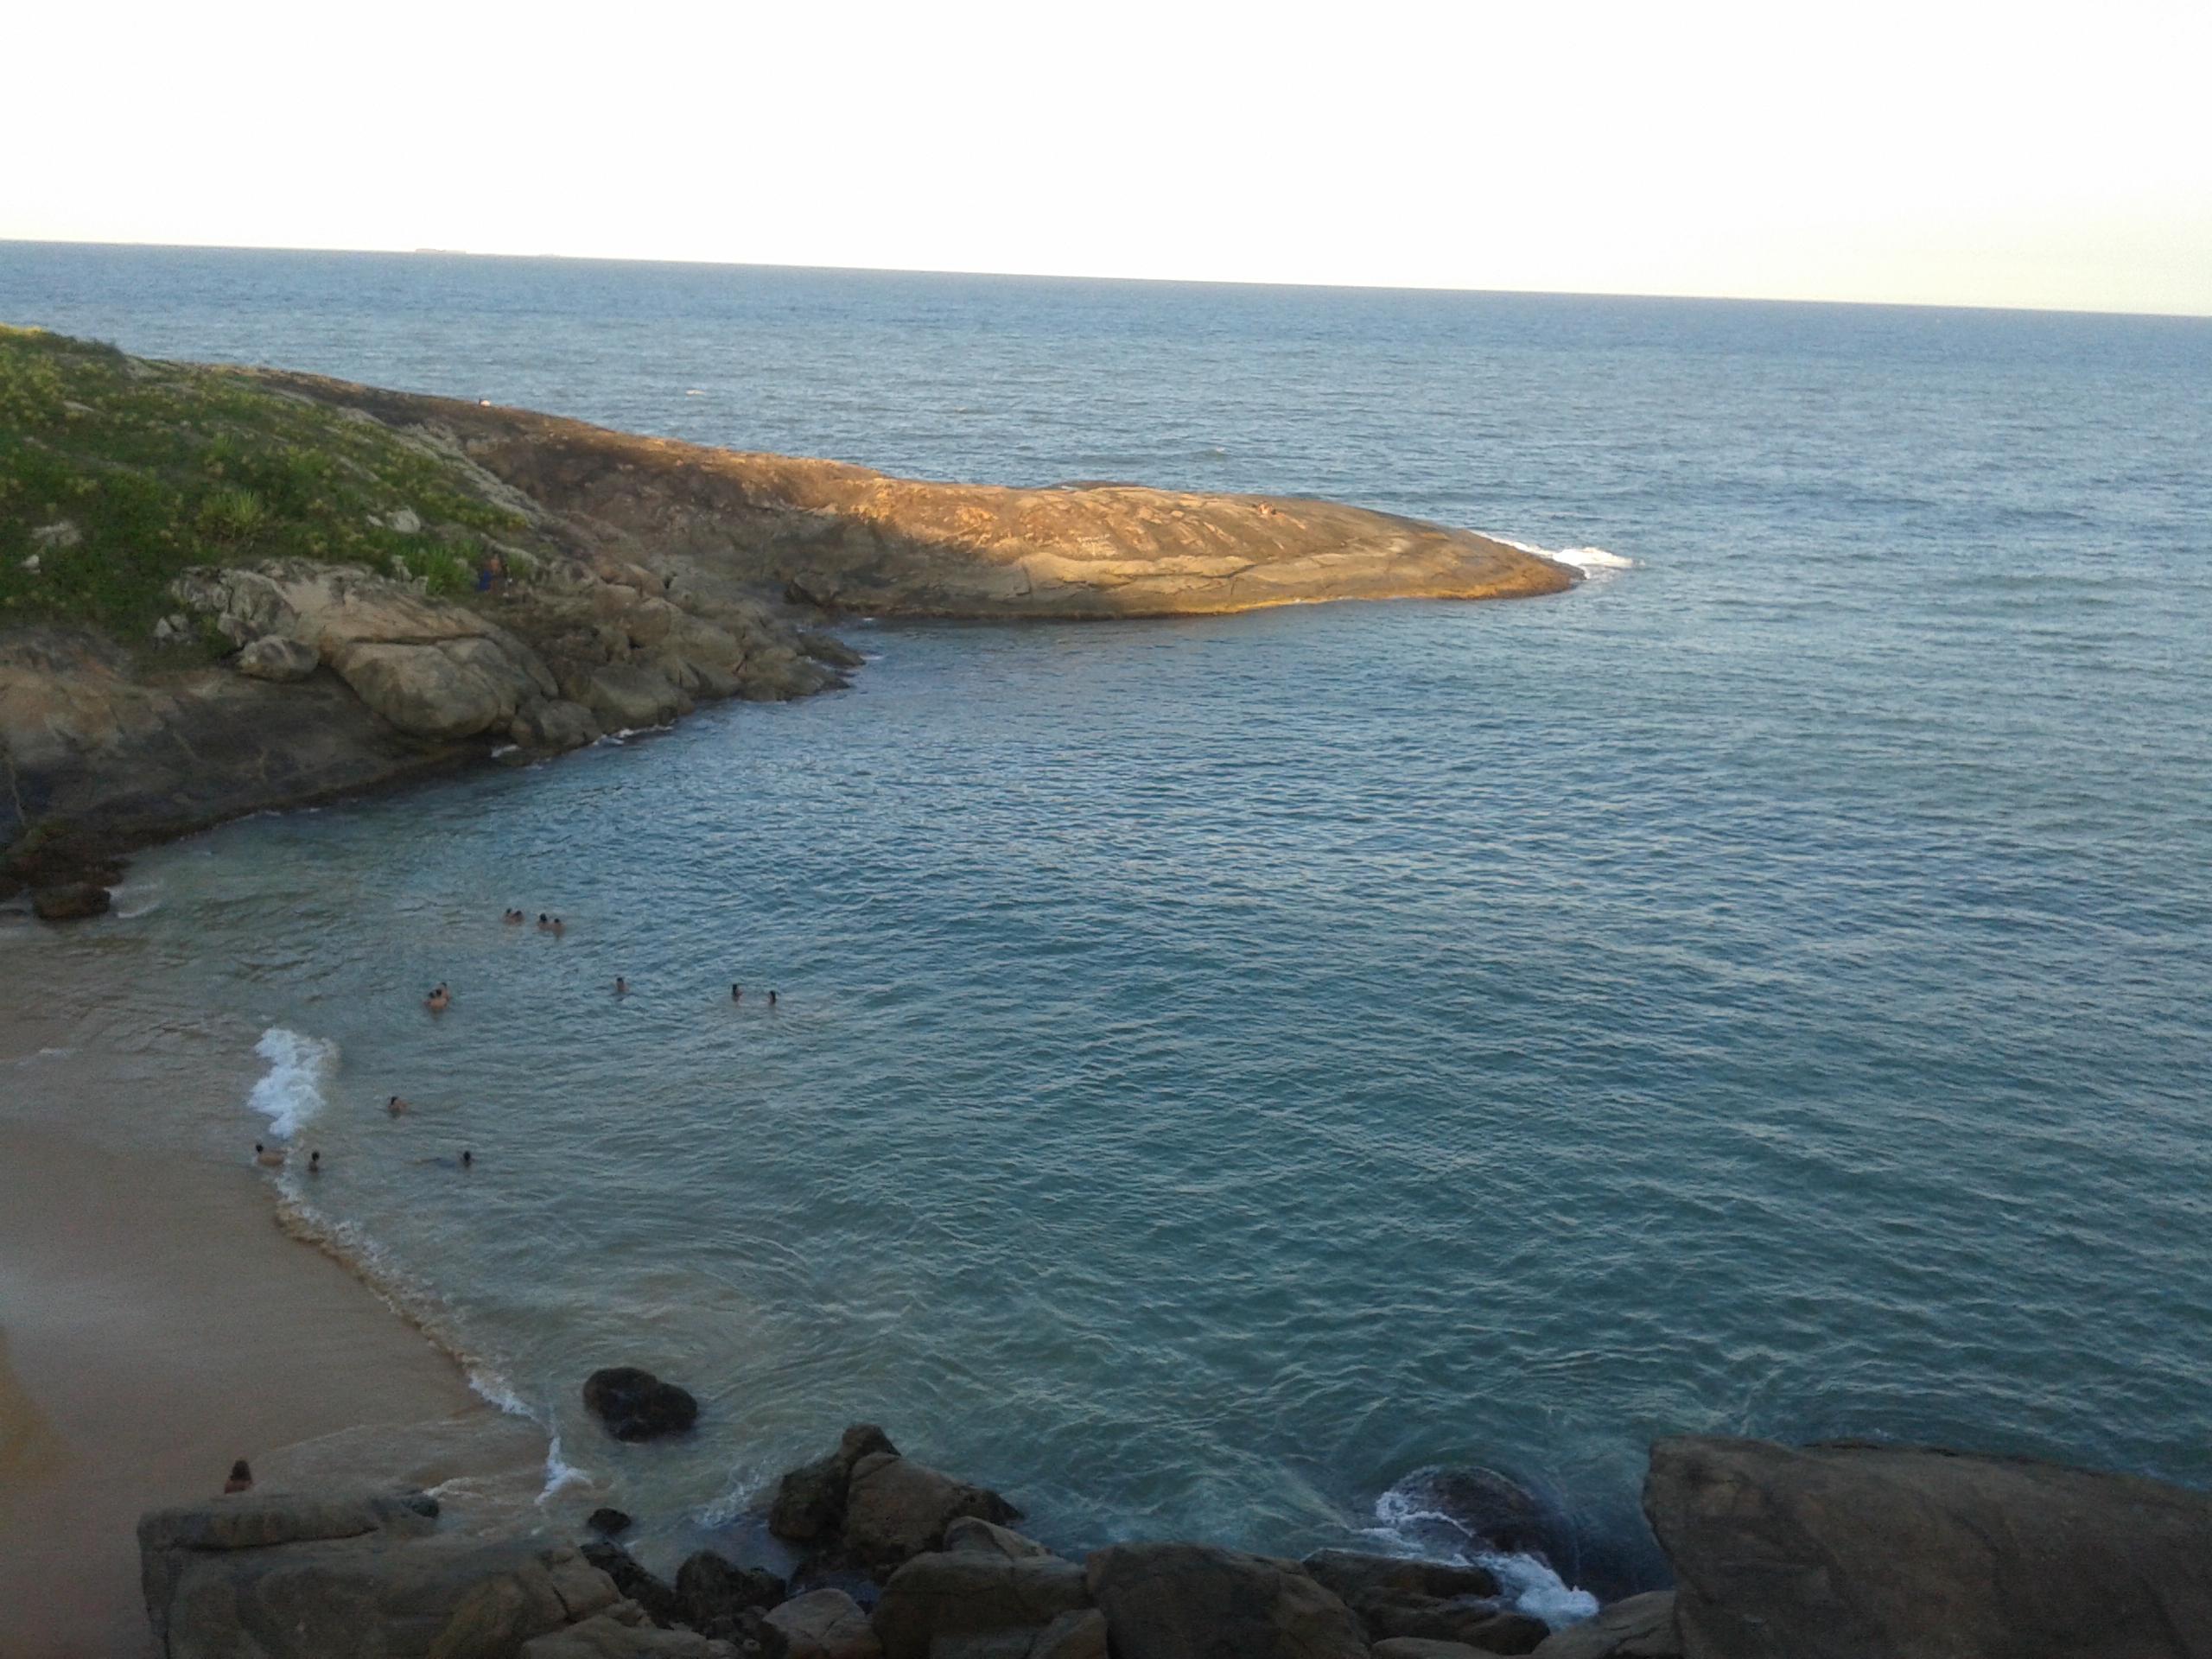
[
  {"left": 425, "top": 983, "right": 451, "bottom": 1014},
  {"left": 224, "top": 1459, "right": 253, "bottom": 1495},
  {"left": 731, "top": 984, "right": 742, "bottom": 1002}
]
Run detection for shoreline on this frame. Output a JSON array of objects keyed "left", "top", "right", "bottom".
[{"left": 0, "top": 962, "right": 544, "bottom": 1658}]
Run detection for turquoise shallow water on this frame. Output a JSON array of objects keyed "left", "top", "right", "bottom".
[{"left": 3, "top": 247, "right": 2210, "bottom": 1604}]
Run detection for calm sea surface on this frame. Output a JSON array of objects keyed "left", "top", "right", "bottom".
[{"left": 4, "top": 245, "right": 2210, "bottom": 1606}]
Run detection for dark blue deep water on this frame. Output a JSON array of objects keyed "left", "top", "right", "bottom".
[{"left": 4, "top": 244, "right": 2209, "bottom": 1606}]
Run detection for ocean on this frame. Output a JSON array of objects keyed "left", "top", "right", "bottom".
[{"left": 4, "top": 243, "right": 2209, "bottom": 1611}]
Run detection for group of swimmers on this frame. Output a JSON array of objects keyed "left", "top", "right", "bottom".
[{"left": 503, "top": 909, "right": 566, "bottom": 935}]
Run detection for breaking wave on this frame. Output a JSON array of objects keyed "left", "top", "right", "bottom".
[
  {"left": 1492, "top": 534, "right": 1637, "bottom": 576},
  {"left": 247, "top": 1027, "right": 338, "bottom": 1140},
  {"left": 1366, "top": 1475, "right": 1600, "bottom": 1630}
]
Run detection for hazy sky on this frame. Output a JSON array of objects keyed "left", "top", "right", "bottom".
[{"left": 8, "top": 0, "right": 2209, "bottom": 315}]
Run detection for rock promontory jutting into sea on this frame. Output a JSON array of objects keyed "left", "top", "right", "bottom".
[{"left": 0, "top": 327, "right": 1572, "bottom": 911}]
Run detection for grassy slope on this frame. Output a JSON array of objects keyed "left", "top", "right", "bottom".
[{"left": 0, "top": 327, "right": 540, "bottom": 655}]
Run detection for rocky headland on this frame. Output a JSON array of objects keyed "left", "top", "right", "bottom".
[
  {"left": 136, "top": 1424, "right": 2212, "bottom": 1659},
  {"left": 0, "top": 327, "right": 1573, "bottom": 911}
]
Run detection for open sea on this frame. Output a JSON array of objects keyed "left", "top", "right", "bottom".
[{"left": 4, "top": 244, "right": 2210, "bottom": 1612}]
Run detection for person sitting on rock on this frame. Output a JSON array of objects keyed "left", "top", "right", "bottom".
[
  {"left": 224, "top": 1459, "right": 253, "bottom": 1495},
  {"left": 253, "top": 1142, "right": 284, "bottom": 1168}
]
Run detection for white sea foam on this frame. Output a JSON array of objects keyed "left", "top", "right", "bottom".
[
  {"left": 1491, "top": 534, "right": 1637, "bottom": 575},
  {"left": 1367, "top": 1484, "right": 1599, "bottom": 1629},
  {"left": 1472, "top": 1549, "right": 1599, "bottom": 1628},
  {"left": 247, "top": 1027, "right": 338, "bottom": 1140}
]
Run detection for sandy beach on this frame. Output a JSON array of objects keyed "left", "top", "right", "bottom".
[{"left": 0, "top": 938, "right": 541, "bottom": 1659}]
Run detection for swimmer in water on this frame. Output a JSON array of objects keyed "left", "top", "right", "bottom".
[
  {"left": 224, "top": 1459, "right": 253, "bottom": 1495},
  {"left": 461, "top": 1148, "right": 474, "bottom": 1170},
  {"left": 254, "top": 1142, "right": 284, "bottom": 1168},
  {"left": 505, "top": 908, "right": 524, "bottom": 925},
  {"left": 768, "top": 989, "right": 778, "bottom": 1007},
  {"left": 388, "top": 1095, "right": 409, "bottom": 1116},
  {"left": 550, "top": 917, "right": 566, "bottom": 938},
  {"left": 537, "top": 913, "right": 550, "bottom": 931},
  {"left": 731, "top": 984, "right": 742, "bottom": 1001},
  {"left": 614, "top": 976, "right": 627, "bottom": 995},
  {"left": 426, "top": 985, "right": 450, "bottom": 1014},
  {"left": 308, "top": 1150, "right": 322, "bottom": 1175}
]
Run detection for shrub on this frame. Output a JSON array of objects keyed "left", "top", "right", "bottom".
[{"left": 195, "top": 486, "right": 270, "bottom": 543}]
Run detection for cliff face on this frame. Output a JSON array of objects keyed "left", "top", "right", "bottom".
[
  {"left": 251, "top": 372, "right": 1575, "bottom": 619},
  {"left": 1, "top": 338, "right": 1574, "bottom": 900}
]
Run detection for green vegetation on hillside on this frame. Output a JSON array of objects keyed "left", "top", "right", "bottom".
[{"left": 0, "top": 326, "right": 537, "bottom": 649}]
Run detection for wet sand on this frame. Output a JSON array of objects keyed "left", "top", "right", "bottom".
[{"left": 0, "top": 969, "right": 537, "bottom": 1658}]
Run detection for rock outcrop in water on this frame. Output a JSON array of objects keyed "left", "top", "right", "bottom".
[
  {"left": 249, "top": 372, "right": 1576, "bottom": 622},
  {"left": 0, "top": 339, "right": 1573, "bottom": 911},
  {"left": 136, "top": 1432, "right": 2212, "bottom": 1659},
  {"left": 1643, "top": 1435, "right": 2212, "bottom": 1658}
]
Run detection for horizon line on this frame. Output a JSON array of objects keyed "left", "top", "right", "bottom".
[{"left": 3, "top": 234, "right": 2209, "bottom": 324}]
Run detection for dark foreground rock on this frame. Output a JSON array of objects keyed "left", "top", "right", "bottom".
[
  {"left": 582, "top": 1366, "right": 700, "bottom": 1441},
  {"left": 1527, "top": 1591, "right": 1678, "bottom": 1658},
  {"left": 766, "top": 1588, "right": 880, "bottom": 1659},
  {"left": 1085, "top": 1541, "right": 1370, "bottom": 1659},
  {"left": 871, "top": 1527, "right": 1090, "bottom": 1659},
  {"left": 580, "top": 1538, "right": 684, "bottom": 1627},
  {"left": 30, "top": 878, "right": 111, "bottom": 920},
  {"left": 842, "top": 1450, "right": 1020, "bottom": 1577},
  {"left": 675, "top": 1552, "right": 786, "bottom": 1642},
  {"left": 1646, "top": 1435, "right": 2212, "bottom": 1659},
  {"left": 139, "top": 1487, "right": 626, "bottom": 1659},
  {"left": 772, "top": 1424, "right": 899, "bottom": 1545},
  {"left": 1301, "top": 1548, "right": 1542, "bottom": 1649}
]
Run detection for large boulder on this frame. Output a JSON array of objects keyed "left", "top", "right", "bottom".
[
  {"left": 673, "top": 1551, "right": 785, "bottom": 1640},
  {"left": 579, "top": 1539, "right": 683, "bottom": 1627},
  {"left": 582, "top": 1366, "right": 699, "bottom": 1442},
  {"left": 771, "top": 1424, "right": 900, "bottom": 1545},
  {"left": 766, "top": 1588, "right": 881, "bottom": 1659},
  {"left": 1084, "top": 1542, "right": 1369, "bottom": 1659},
  {"left": 521, "top": 1609, "right": 717, "bottom": 1658},
  {"left": 31, "top": 880, "right": 111, "bottom": 921},
  {"left": 1528, "top": 1592, "right": 1679, "bottom": 1659},
  {"left": 138, "top": 1487, "right": 622, "bottom": 1659},
  {"left": 1645, "top": 1435, "right": 2212, "bottom": 1659},
  {"left": 1301, "top": 1549, "right": 1505, "bottom": 1643},
  {"left": 871, "top": 1543, "right": 1090, "bottom": 1659},
  {"left": 234, "top": 633, "right": 321, "bottom": 683},
  {"left": 842, "top": 1451, "right": 1020, "bottom": 1578},
  {"left": 512, "top": 696, "right": 601, "bottom": 752},
  {"left": 584, "top": 663, "right": 687, "bottom": 730},
  {"left": 329, "top": 636, "right": 538, "bottom": 740},
  {"left": 944, "top": 1517, "right": 1056, "bottom": 1561}
]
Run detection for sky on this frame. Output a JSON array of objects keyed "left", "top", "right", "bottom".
[{"left": 7, "top": 0, "right": 2209, "bottom": 315}]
